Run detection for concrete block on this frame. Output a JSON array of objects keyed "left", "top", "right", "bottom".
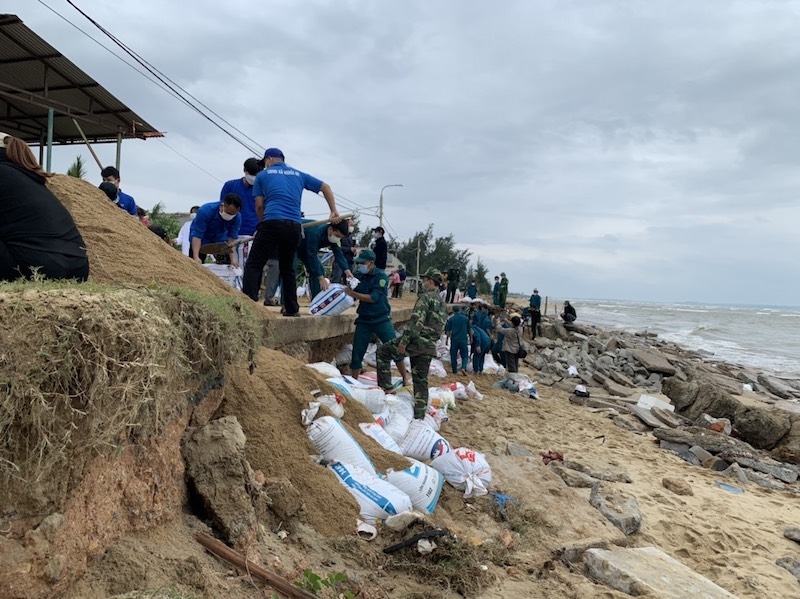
[
  {"left": 584, "top": 547, "right": 739, "bottom": 598},
  {"left": 629, "top": 405, "right": 664, "bottom": 428}
]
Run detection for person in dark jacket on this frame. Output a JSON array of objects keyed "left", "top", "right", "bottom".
[
  {"left": 0, "top": 132, "right": 89, "bottom": 282},
  {"left": 299, "top": 220, "right": 354, "bottom": 299},
  {"left": 445, "top": 305, "right": 472, "bottom": 375},
  {"left": 344, "top": 249, "right": 409, "bottom": 383},
  {"left": 331, "top": 223, "right": 355, "bottom": 284},
  {"left": 466, "top": 280, "right": 478, "bottom": 300},
  {"left": 492, "top": 276, "right": 500, "bottom": 305},
  {"left": 471, "top": 326, "right": 492, "bottom": 374},
  {"left": 561, "top": 300, "right": 577, "bottom": 324},
  {"left": 372, "top": 226, "right": 388, "bottom": 270}
]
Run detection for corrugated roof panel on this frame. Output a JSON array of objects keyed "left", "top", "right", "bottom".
[{"left": 0, "top": 13, "right": 161, "bottom": 144}]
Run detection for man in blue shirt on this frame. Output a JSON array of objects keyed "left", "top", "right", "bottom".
[
  {"left": 242, "top": 148, "right": 342, "bottom": 316},
  {"left": 299, "top": 220, "right": 353, "bottom": 299},
  {"left": 343, "top": 249, "right": 409, "bottom": 383},
  {"left": 445, "top": 305, "right": 472, "bottom": 375},
  {"left": 492, "top": 276, "right": 500, "bottom": 306},
  {"left": 219, "top": 157, "right": 263, "bottom": 265},
  {"left": 100, "top": 166, "right": 137, "bottom": 216},
  {"left": 189, "top": 194, "right": 242, "bottom": 266},
  {"left": 471, "top": 325, "right": 492, "bottom": 374}
]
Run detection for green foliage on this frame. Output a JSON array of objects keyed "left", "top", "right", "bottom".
[
  {"left": 295, "top": 568, "right": 355, "bottom": 598},
  {"left": 66, "top": 155, "right": 87, "bottom": 179},
  {"left": 394, "top": 225, "right": 472, "bottom": 280},
  {"left": 148, "top": 201, "right": 181, "bottom": 240}
]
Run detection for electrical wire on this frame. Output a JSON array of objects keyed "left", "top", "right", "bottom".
[{"left": 156, "top": 139, "right": 223, "bottom": 183}]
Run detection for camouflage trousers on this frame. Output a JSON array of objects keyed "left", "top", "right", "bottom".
[{"left": 376, "top": 338, "right": 433, "bottom": 420}]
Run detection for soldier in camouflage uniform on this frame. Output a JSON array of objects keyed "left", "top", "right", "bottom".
[{"left": 377, "top": 267, "right": 447, "bottom": 419}]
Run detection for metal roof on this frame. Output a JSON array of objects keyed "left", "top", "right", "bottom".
[{"left": 0, "top": 13, "right": 162, "bottom": 145}]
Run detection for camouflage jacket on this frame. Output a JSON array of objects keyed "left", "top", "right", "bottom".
[{"left": 400, "top": 289, "right": 447, "bottom": 355}]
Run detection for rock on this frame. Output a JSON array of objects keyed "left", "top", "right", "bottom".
[
  {"left": 682, "top": 384, "right": 740, "bottom": 422},
  {"left": 585, "top": 397, "right": 630, "bottom": 412},
  {"left": 744, "top": 470, "right": 786, "bottom": 491},
  {"left": 555, "top": 539, "right": 613, "bottom": 563},
  {"left": 717, "top": 452, "right": 798, "bottom": 484},
  {"left": 629, "top": 405, "right": 664, "bottom": 428},
  {"left": 710, "top": 375, "right": 743, "bottom": 396},
  {"left": 662, "top": 478, "right": 693, "bottom": 496},
  {"left": 612, "top": 414, "right": 651, "bottom": 432},
  {"left": 732, "top": 405, "right": 791, "bottom": 450},
  {"left": 261, "top": 477, "right": 306, "bottom": 522},
  {"left": 589, "top": 484, "right": 642, "bottom": 535},
  {"left": 689, "top": 445, "right": 714, "bottom": 462},
  {"left": 653, "top": 426, "right": 754, "bottom": 455},
  {"left": 661, "top": 378, "right": 700, "bottom": 412},
  {"left": 584, "top": 547, "right": 738, "bottom": 598},
  {"left": 776, "top": 556, "right": 800, "bottom": 582},
  {"left": 562, "top": 460, "right": 632, "bottom": 483},
  {"left": 632, "top": 349, "right": 677, "bottom": 375},
  {"left": 737, "top": 371, "right": 760, "bottom": 386},
  {"left": 604, "top": 378, "right": 636, "bottom": 398},
  {"left": 44, "top": 554, "right": 67, "bottom": 583},
  {"left": 773, "top": 445, "right": 800, "bottom": 466},
  {"left": 506, "top": 442, "right": 535, "bottom": 457},
  {"left": 702, "top": 456, "right": 730, "bottom": 472},
  {"left": 660, "top": 440, "right": 691, "bottom": 454},
  {"left": 182, "top": 416, "right": 261, "bottom": 543},
  {"left": 723, "top": 463, "right": 751, "bottom": 485},
  {"left": 758, "top": 375, "right": 796, "bottom": 400},
  {"left": 608, "top": 370, "right": 636, "bottom": 388},
  {"left": 652, "top": 407, "right": 684, "bottom": 428},
  {"left": 783, "top": 528, "right": 800, "bottom": 544},
  {"left": 547, "top": 462, "right": 600, "bottom": 488}
]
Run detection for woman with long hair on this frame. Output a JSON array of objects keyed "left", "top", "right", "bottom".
[{"left": 0, "top": 132, "right": 89, "bottom": 282}]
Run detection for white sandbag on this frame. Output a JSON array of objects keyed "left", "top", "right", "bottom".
[
  {"left": 428, "top": 387, "right": 456, "bottom": 410},
  {"left": 430, "top": 447, "right": 492, "bottom": 499},
  {"left": 399, "top": 420, "right": 452, "bottom": 462},
  {"left": 334, "top": 343, "right": 353, "bottom": 366},
  {"left": 306, "top": 361, "right": 341, "bottom": 378},
  {"left": 384, "top": 395, "right": 414, "bottom": 443},
  {"left": 307, "top": 416, "right": 375, "bottom": 474},
  {"left": 567, "top": 365, "right": 579, "bottom": 377},
  {"left": 466, "top": 381, "right": 484, "bottom": 401},
  {"left": 359, "top": 422, "right": 403, "bottom": 454},
  {"left": 385, "top": 459, "right": 444, "bottom": 514},
  {"left": 204, "top": 263, "right": 242, "bottom": 290},
  {"left": 310, "top": 284, "right": 354, "bottom": 316},
  {"left": 439, "top": 381, "right": 467, "bottom": 400},
  {"left": 428, "top": 359, "right": 447, "bottom": 378},
  {"left": 483, "top": 353, "right": 501, "bottom": 374},
  {"left": 326, "top": 377, "right": 387, "bottom": 414},
  {"left": 436, "top": 336, "right": 450, "bottom": 360},
  {"left": 423, "top": 406, "right": 449, "bottom": 432},
  {"left": 326, "top": 461, "right": 412, "bottom": 524},
  {"left": 364, "top": 343, "right": 378, "bottom": 367},
  {"left": 372, "top": 405, "right": 391, "bottom": 428},
  {"left": 316, "top": 394, "right": 345, "bottom": 418}
]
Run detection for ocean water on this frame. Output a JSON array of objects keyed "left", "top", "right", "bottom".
[{"left": 559, "top": 299, "right": 800, "bottom": 378}]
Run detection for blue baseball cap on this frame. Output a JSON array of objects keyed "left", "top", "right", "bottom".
[{"left": 263, "top": 148, "right": 284, "bottom": 160}]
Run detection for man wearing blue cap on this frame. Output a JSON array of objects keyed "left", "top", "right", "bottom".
[
  {"left": 344, "top": 249, "right": 409, "bottom": 383},
  {"left": 242, "top": 148, "right": 341, "bottom": 315}
]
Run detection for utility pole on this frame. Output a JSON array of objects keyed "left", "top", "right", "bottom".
[
  {"left": 415, "top": 237, "right": 422, "bottom": 293},
  {"left": 379, "top": 184, "right": 403, "bottom": 229}
]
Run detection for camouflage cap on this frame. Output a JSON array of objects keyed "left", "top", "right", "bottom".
[{"left": 422, "top": 267, "right": 442, "bottom": 282}]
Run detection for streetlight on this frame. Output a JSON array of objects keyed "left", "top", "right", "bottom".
[{"left": 379, "top": 184, "right": 403, "bottom": 229}]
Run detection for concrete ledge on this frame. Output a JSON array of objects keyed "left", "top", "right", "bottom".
[{"left": 584, "top": 547, "right": 739, "bottom": 598}]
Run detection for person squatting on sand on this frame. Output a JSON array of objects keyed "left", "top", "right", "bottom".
[
  {"left": 344, "top": 248, "right": 410, "bottom": 385},
  {"left": 242, "top": 148, "right": 341, "bottom": 317},
  {"left": 0, "top": 132, "right": 89, "bottom": 282},
  {"left": 377, "top": 268, "right": 447, "bottom": 419}
]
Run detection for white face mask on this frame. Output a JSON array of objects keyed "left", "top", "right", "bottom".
[
  {"left": 219, "top": 209, "right": 235, "bottom": 221},
  {"left": 244, "top": 174, "right": 256, "bottom": 185},
  {"left": 328, "top": 234, "right": 341, "bottom": 244},
  {"left": 189, "top": 213, "right": 196, "bottom": 220}
]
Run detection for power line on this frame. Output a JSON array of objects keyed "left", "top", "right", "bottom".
[{"left": 156, "top": 139, "right": 223, "bottom": 183}]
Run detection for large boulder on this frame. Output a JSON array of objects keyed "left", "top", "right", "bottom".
[
  {"left": 732, "top": 405, "right": 791, "bottom": 450},
  {"left": 682, "top": 384, "right": 740, "bottom": 422},
  {"left": 661, "top": 378, "right": 700, "bottom": 411}
]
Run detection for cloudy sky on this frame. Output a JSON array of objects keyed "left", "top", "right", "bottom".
[{"left": 8, "top": 1, "right": 800, "bottom": 305}]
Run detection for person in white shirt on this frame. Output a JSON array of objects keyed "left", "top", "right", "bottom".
[{"left": 174, "top": 206, "right": 199, "bottom": 256}]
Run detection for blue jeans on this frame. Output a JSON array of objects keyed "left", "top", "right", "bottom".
[{"left": 349, "top": 319, "right": 396, "bottom": 371}]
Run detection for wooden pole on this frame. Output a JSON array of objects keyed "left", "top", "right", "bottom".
[
  {"left": 72, "top": 118, "right": 103, "bottom": 170},
  {"left": 195, "top": 532, "right": 317, "bottom": 599}
]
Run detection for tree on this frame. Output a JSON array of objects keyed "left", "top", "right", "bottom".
[
  {"left": 66, "top": 155, "right": 87, "bottom": 180},
  {"left": 148, "top": 202, "right": 181, "bottom": 240},
  {"left": 394, "top": 225, "right": 472, "bottom": 281},
  {"left": 474, "top": 258, "right": 491, "bottom": 294}
]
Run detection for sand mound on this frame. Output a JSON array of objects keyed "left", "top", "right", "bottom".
[
  {"left": 47, "top": 175, "right": 239, "bottom": 295},
  {"left": 219, "top": 348, "right": 410, "bottom": 537}
]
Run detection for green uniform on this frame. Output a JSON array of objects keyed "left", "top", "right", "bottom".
[
  {"left": 377, "top": 286, "right": 447, "bottom": 418},
  {"left": 499, "top": 275, "right": 509, "bottom": 308},
  {"left": 349, "top": 268, "right": 394, "bottom": 371}
]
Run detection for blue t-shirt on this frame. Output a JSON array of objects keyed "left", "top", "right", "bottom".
[
  {"left": 252, "top": 161, "right": 324, "bottom": 223},
  {"left": 117, "top": 190, "right": 137, "bottom": 216},
  {"left": 220, "top": 178, "right": 258, "bottom": 235},
  {"left": 530, "top": 294, "right": 542, "bottom": 309},
  {"left": 189, "top": 201, "right": 241, "bottom": 246},
  {"left": 445, "top": 312, "right": 471, "bottom": 343}
]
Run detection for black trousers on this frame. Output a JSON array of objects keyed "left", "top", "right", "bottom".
[{"left": 242, "top": 219, "right": 302, "bottom": 314}]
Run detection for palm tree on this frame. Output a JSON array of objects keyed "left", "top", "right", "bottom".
[{"left": 66, "top": 155, "right": 87, "bottom": 179}]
